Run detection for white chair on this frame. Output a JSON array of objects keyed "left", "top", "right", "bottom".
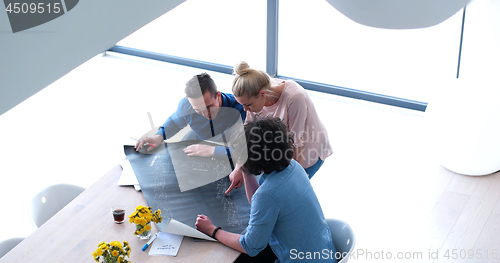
[
  {"left": 326, "top": 219, "right": 356, "bottom": 263},
  {"left": 0, "top": 237, "right": 24, "bottom": 258},
  {"left": 29, "top": 184, "right": 85, "bottom": 228}
]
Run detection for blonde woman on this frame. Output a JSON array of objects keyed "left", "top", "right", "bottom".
[{"left": 225, "top": 61, "right": 332, "bottom": 194}]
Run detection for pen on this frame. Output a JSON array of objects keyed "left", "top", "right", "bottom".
[
  {"left": 131, "top": 137, "right": 156, "bottom": 148},
  {"left": 142, "top": 233, "right": 158, "bottom": 251}
]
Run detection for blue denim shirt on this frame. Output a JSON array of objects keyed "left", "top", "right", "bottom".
[
  {"left": 239, "top": 160, "right": 336, "bottom": 262},
  {"left": 156, "top": 92, "right": 246, "bottom": 158}
]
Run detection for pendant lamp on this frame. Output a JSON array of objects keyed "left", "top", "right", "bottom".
[{"left": 325, "top": 0, "right": 471, "bottom": 29}]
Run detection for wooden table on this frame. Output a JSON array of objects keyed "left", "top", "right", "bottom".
[{"left": 0, "top": 165, "right": 240, "bottom": 263}]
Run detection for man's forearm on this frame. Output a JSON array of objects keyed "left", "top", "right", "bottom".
[{"left": 214, "top": 229, "right": 246, "bottom": 254}]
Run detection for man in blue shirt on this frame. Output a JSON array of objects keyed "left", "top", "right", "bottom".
[
  {"left": 135, "top": 73, "right": 246, "bottom": 160},
  {"left": 195, "top": 117, "right": 336, "bottom": 262}
]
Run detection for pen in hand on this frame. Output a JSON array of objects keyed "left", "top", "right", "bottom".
[
  {"left": 131, "top": 137, "right": 157, "bottom": 148},
  {"left": 142, "top": 233, "right": 158, "bottom": 251}
]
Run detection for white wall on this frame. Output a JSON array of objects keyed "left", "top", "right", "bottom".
[{"left": 0, "top": 0, "right": 186, "bottom": 116}]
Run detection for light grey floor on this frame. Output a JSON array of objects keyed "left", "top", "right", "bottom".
[{"left": 1, "top": 53, "right": 499, "bottom": 262}]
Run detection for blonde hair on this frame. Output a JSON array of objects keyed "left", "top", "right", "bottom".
[{"left": 232, "top": 61, "right": 271, "bottom": 98}]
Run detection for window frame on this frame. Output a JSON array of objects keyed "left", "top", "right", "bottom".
[{"left": 109, "top": 0, "right": 467, "bottom": 112}]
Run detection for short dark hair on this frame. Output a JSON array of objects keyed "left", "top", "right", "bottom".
[
  {"left": 241, "top": 117, "right": 295, "bottom": 175},
  {"left": 184, "top": 73, "right": 218, "bottom": 99}
]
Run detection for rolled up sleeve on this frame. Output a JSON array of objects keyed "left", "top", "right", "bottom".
[{"left": 239, "top": 192, "right": 280, "bottom": 257}]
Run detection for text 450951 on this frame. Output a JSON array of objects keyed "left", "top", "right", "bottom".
[
  {"left": 443, "top": 249, "right": 498, "bottom": 260},
  {"left": 5, "top": 3, "right": 62, "bottom": 14}
]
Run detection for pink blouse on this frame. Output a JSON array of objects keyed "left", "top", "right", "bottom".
[{"left": 245, "top": 79, "right": 332, "bottom": 168}]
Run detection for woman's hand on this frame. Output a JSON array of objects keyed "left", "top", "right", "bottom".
[
  {"left": 183, "top": 144, "right": 215, "bottom": 157},
  {"left": 224, "top": 168, "right": 243, "bottom": 195},
  {"left": 134, "top": 134, "right": 163, "bottom": 152},
  {"left": 195, "top": 214, "right": 216, "bottom": 237}
]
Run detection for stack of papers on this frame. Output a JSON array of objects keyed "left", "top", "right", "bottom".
[
  {"left": 149, "top": 232, "right": 184, "bottom": 256},
  {"left": 118, "top": 159, "right": 140, "bottom": 189}
]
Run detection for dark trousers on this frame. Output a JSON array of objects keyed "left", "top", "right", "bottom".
[{"left": 234, "top": 244, "right": 277, "bottom": 263}]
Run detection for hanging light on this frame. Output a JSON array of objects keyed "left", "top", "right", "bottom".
[{"left": 324, "top": 0, "right": 472, "bottom": 29}]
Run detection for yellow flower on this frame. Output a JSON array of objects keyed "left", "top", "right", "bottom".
[
  {"left": 146, "top": 215, "right": 152, "bottom": 221},
  {"left": 92, "top": 241, "right": 131, "bottom": 263},
  {"left": 134, "top": 217, "right": 142, "bottom": 225},
  {"left": 144, "top": 224, "right": 152, "bottom": 231},
  {"left": 111, "top": 241, "right": 122, "bottom": 248}
]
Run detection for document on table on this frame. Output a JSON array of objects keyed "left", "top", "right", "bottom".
[
  {"left": 149, "top": 232, "right": 184, "bottom": 256},
  {"left": 118, "top": 159, "right": 139, "bottom": 186}
]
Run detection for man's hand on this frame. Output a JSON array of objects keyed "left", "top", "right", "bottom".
[
  {"left": 225, "top": 168, "right": 243, "bottom": 195},
  {"left": 183, "top": 144, "right": 215, "bottom": 157},
  {"left": 195, "top": 214, "right": 216, "bottom": 237},
  {"left": 134, "top": 134, "right": 163, "bottom": 152}
]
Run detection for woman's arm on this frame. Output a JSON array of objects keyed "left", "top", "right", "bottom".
[
  {"left": 242, "top": 169, "right": 259, "bottom": 205},
  {"left": 294, "top": 145, "right": 305, "bottom": 167},
  {"left": 286, "top": 94, "right": 308, "bottom": 166},
  {"left": 225, "top": 165, "right": 243, "bottom": 195},
  {"left": 225, "top": 166, "right": 260, "bottom": 204}
]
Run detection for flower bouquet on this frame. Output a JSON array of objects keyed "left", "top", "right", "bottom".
[
  {"left": 92, "top": 241, "right": 131, "bottom": 263},
  {"left": 129, "top": 205, "right": 162, "bottom": 239}
]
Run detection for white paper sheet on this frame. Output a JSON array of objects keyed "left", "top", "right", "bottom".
[
  {"left": 164, "top": 219, "right": 215, "bottom": 241},
  {"left": 118, "top": 159, "right": 139, "bottom": 186},
  {"left": 148, "top": 232, "right": 184, "bottom": 256}
]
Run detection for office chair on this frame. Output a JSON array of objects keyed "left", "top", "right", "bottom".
[
  {"left": 326, "top": 218, "right": 356, "bottom": 263},
  {"left": 29, "top": 184, "right": 85, "bottom": 228},
  {"left": 0, "top": 237, "right": 24, "bottom": 258}
]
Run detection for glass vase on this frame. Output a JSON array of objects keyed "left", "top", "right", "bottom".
[
  {"left": 103, "top": 257, "right": 118, "bottom": 263},
  {"left": 135, "top": 222, "right": 152, "bottom": 240}
]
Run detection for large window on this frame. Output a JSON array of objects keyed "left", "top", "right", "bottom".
[
  {"left": 115, "top": 0, "right": 471, "bottom": 110},
  {"left": 278, "top": 0, "right": 464, "bottom": 103},
  {"left": 117, "top": 0, "right": 267, "bottom": 70}
]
